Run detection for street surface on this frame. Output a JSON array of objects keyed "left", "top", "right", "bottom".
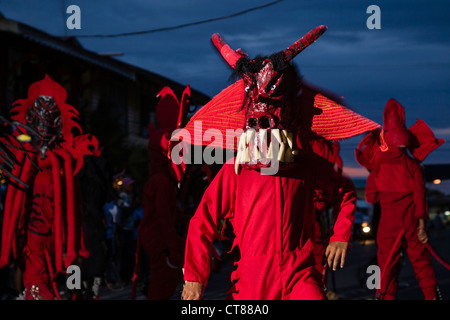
[{"left": 99, "top": 227, "right": 450, "bottom": 300}]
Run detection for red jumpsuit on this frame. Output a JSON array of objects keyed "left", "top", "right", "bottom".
[
  {"left": 22, "top": 166, "right": 57, "bottom": 299},
  {"left": 138, "top": 170, "right": 183, "bottom": 299},
  {"left": 365, "top": 148, "right": 438, "bottom": 299},
  {"left": 183, "top": 152, "right": 356, "bottom": 300},
  {"left": 136, "top": 132, "right": 183, "bottom": 300}
]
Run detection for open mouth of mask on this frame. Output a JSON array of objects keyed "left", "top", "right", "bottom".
[{"left": 235, "top": 128, "right": 297, "bottom": 174}]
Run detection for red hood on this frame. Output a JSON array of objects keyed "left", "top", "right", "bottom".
[{"left": 383, "top": 98, "right": 410, "bottom": 147}]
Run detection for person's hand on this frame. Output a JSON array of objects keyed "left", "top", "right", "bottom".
[
  {"left": 417, "top": 227, "right": 428, "bottom": 244},
  {"left": 417, "top": 219, "right": 428, "bottom": 244},
  {"left": 325, "top": 241, "right": 349, "bottom": 271},
  {"left": 182, "top": 281, "right": 203, "bottom": 300}
]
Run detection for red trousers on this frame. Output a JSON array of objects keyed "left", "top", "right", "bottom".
[
  {"left": 23, "top": 231, "right": 56, "bottom": 300},
  {"left": 138, "top": 172, "right": 183, "bottom": 299},
  {"left": 22, "top": 170, "right": 57, "bottom": 300},
  {"left": 366, "top": 149, "right": 438, "bottom": 299},
  {"left": 140, "top": 234, "right": 182, "bottom": 300},
  {"left": 377, "top": 226, "right": 437, "bottom": 300}
]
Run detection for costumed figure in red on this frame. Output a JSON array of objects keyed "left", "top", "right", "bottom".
[
  {"left": 0, "top": 75, "right": 100, "bottom": 300},
  {"left": 132, "top": 85, "right": 190, "bottom": 300},
  {"left": 174, "top": 26, "right": 380, "bottom": 300},
  {"left": 312, "top": 139, "right": 344, "bottom": 297},
  {"left": 357, "top": 98, "right": 445, "bottom": 300}
]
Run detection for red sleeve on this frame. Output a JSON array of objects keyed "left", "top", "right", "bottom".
[
  {"left": 365, "top": 169, "right": 379, "bottom": 204},
  {"left": 329, "top": 175, "right": 357, "bottom": 243},
  {"left": 413, "top": 163, "right": 428, "bottom": 220},
  {"left": 314, "top": 159, "right": 357, "bottom": 243},
  {"left": 183, "top": 162, "right": 236, "bottom": 286}
]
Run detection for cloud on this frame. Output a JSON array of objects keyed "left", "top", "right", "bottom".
[
  {"left": 342, "top": 166, "right": 369, "bottom": 178},
  {"left": 432, "top": 128, "right": 450, "bottom": 138},
  {"left": 219, "top": 26, "right": 297, "bottom": 51},
  {"left": 426, "top": 180, "right": 450, "bottom": 196}
]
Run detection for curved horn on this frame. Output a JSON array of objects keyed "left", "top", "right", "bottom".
[
  {"left": 211, "top": 33, "right": 243, "bottom": 69},
  {"left": 177, "top": 85, "right": 190, "bottom": 129},
  {"left": 282, "top": 25, "right": 328, "bottom": 62}
]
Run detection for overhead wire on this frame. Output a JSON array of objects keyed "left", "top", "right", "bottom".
[{"left": 75, "top": 0, "right": 284, "bottom": 38}]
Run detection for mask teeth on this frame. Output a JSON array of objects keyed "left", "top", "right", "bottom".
[
  {"left": 235, "top": 132, "right": 247, "bottom": 174},
  {"left": 257, "top": 129, "right": 269, "bottom": 164},
  {"left": 235, "top": 128, "right": 296, "bottom": 174},
  {"left": 283, "top": 130, "right": 293, "bottom": 150},
  {"left": 281, "top": 130, "right": 294, "bottom": 162},
  {"left": 238, "top": 131, "right": 247, "bottom": 149},
  {"left": 277, "top": 142, "right": 285, "bottom": 161},
  {"left": 244, "top": 146, "right": 250, "bottom": 162},
  {"left": 255, "top": 144, "right": 261, "bottom": 160},
  {"left": 246, "top": 128, "right": 256, "bottom": 143},
  {"left": 271, "top": 129, "right": 281, "bottom": 144},
  {"left": 235, "top": 152, "right": 241, "bottom": 175},
  {"left": 258, "top": 129, "right": 268, "bottom": 149},
  {"left": 267, "top": 141, "right": 273, "bottom": 159},
  {"left": 247, "top": 128, "right": 257, "bottom": 164},
  {"left": 272, "top": 129, "right": 285, "bottom": 162}
]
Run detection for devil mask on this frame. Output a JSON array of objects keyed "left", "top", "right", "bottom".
[
  {"left": 212, "top": 26, "right": 327, "bottom": 172},
  {"left": 170, "top": 26, "right": 380, "bottom": 175},
  {"left": 9, "top": 75, "right": 98, "bottom": 172},
  {"left": 26, "top": 95, "right": 63, "bottom": 159}
]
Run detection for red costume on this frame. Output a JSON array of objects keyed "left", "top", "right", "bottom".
[
  {"left": 185, "top": 154, "right": 355, "bottom": 299},
  {"left": 362, "top": 98, "right": 443, "bottom": 300},
  {"left": 174, "top": 26, "right": 380, "bottom": 300},
  {"left": 311, "top": 139, "right": 344, "bottom": 288},
  {"left": 0, "top": 75, "right": 100, "bottom": 299},
  {"left": 133, "top": 86, "right": 190, "bottom": 299}
]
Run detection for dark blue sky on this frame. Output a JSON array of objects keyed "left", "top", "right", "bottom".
[{"left": 1, "top": 0, "right": 449, "bottom": 173}]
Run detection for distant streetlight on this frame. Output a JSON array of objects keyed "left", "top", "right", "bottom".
[
  {"left": 433, "top": 179, "right": 442, "bottom": 185},
  {"left": 362, "top": 222, "right": 371, "bottom": 233}
]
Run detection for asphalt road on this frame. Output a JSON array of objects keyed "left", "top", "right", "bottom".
[{"left": 100, "top": 226, "right": 450, "bottom": 301}]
